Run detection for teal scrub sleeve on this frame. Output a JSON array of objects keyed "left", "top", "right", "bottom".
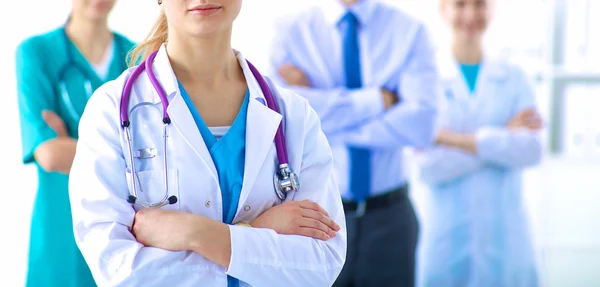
[{"left": 15, "top": 39, "right": 59, "bottom": 164}]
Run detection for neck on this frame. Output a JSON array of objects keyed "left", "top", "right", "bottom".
[
  {"left": 167, "top": 28, "right": 243, "bottom": 88},
  {"left": 341, "top": 0, "right": 360, "bottom": 7},
  {"left": 452, "top": 39, "right": 483, "bottom": 64},
  {"left": 65, "top": 13, "right": 113, "bottom": 64}
]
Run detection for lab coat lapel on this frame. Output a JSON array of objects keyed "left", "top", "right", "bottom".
[
  {"left": 151, "top": 45, "right": 219, "bottom": 180},
  {"left": 438, "top": 50, "right": 469, "bottom": 102},
  {"left": 240, "top": 99, "right": 282, "bottom": 204},
  {"left": 472, "top": 58, "right": 509, "bottom": 122},
  {"left": 168, "top": 94, "right": 218, "bottom": 179},
  {"left": 236, "top": 53, "right": 283, "bottom": 208},
  {"left": 475, "top": 58, "right": 508, "bottom": 100},
  {"left": 450, "top": 73, "right": 471, "bottom": 102},
  {"left": 438, "top": 50, "right": 483, "bottom": 130}
]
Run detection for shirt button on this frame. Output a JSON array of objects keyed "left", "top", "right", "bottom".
[
  {"left": 244, "top": 205, "right": 251, "bottom": 211},
  {"left": 205, "top": 200, "right": 211, "bottom": 208}
]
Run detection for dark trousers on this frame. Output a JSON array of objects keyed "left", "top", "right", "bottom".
[{"left": 334, "top": 186, "right": 419, "bottom": 287}]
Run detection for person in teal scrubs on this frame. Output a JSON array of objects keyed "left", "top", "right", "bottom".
[{"left": 15, "top": 0, "right": 134, "bottom": 286}]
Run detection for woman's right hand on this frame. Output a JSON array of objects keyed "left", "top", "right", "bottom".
[
  {"left": 507, "top": 108, "right": 543, "bottom": 131},
  {"left": 250, "top": 200, "right": 340, "bottom": 240}
]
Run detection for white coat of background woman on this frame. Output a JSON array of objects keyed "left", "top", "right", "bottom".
[{"left": 417, "top": 0, "right": 543, "bottom": 286}]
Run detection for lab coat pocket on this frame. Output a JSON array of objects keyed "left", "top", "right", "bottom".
[{"left": 125, "top": 169, "right": 180, "bottom": 211}]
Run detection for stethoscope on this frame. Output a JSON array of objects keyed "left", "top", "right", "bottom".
[
  {"left": 57, "top": 28, "right": 94, "bottom": 124},
  {"left": 57, "top": 26, "right": 125, "bottom": 123},
  {"left": 121, "top": 50, "right": 300, "bottom": 209}
]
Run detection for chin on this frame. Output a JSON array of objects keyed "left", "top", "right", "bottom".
[{"left": 87, "top": 11, "right": 111, "bottom": 21}]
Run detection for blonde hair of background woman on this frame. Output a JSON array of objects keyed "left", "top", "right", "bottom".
[{"left": 127, "top": 9, "right": 167, "bottom": 67}]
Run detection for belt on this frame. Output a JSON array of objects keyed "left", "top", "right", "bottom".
[{"left": 343, "top": 184, "right": 409, "bottom": 217}]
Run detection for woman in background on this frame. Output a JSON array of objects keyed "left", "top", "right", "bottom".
[
  {"left": 417, "top": 0, "right": 542, "bottom": 286},
  {"left": 15, "top": 0, "right": 134, "bottom": 285}
]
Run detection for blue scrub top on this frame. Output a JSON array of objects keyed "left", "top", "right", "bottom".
[
  {"left": 178, "top": 82, "right": 249, "bottom": 224},
  {"left": 459, "top": 63, "right": 481, "bottom": 94},
  {"left": 178, "top": 82, "right": 249, "bottom": 287}
]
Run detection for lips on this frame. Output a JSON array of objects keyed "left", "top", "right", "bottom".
[
  {"left": 189, "top": 4, "right": 222, "bottom": 16},
  {"left": 191, "top": 3, "right": 221, "bottom": 9},
  {"left": 93, "top": 0, "right": 111, "bottom": 9},
  {"left": 190, "top": 4, "right": 222, "bottom": 11}
]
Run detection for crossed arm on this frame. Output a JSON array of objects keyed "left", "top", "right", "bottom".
[
  {"left": 132, "top": 200, "right": 341, "bottom": 268},
  {"left": 269, "top": 26, "right": 439, "bottom": 149},
  {"left": 418, "top": 108, "right": 543, "bottom": 185},
  {"left": 69, "top": 92, "right": 346, "bottom": 286},
  {"left": 16, "top": 41, "right": 78, "bottom": 175},
  {"left": 33, "top": 111, "right": 77, "bottom": 174}
]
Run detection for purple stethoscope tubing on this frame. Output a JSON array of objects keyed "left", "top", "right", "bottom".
[{"left": 120, "top": 50, "right": 298, "bottom": 207}]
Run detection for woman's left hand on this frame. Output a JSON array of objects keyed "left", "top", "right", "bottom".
[{"left": 132, "top": 209, "right": 199, "bottom": 251}]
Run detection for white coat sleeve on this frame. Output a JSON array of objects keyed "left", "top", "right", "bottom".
[
  {"left": 417, "top": 147, "right": 485, "bottom": 186},
  {"left": 474, "top": 69, "right": 543, "bottom": 168},
  {"left": 226, "top": 99, "right": 347, "bottom": 287},
  {"left": 327, "top": 26, "right": 441, "bottom": 149},
  {"left": 267, "top": 18, "right": 385, "bottom": 136},
  {"left": 417, "top": 92, "right": 485, "bottom": 185},
  {"left": 69, "top": 89, "right": 216, "bottom": 287}
]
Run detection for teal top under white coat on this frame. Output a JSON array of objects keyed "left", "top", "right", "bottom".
[
  {"left": 459, "top": 63, "right": 481, "bottom": 94},
  {"left": 177, "top": 82, "right": 249, "bottom": 224},
  {"left": 177, "top": 82, "right": 249, "bottom": 287}
]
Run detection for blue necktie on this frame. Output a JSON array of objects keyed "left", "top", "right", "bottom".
[{"left": 342, "top": 11, "right": 371, "bottom": 202}]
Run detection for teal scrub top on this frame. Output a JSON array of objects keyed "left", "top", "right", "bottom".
[
  {"left": 178, "top": 82, "right": 248, "bottom": 287},
  {"left": 15, "top": 27, "right": 135, "bottom": 287},
  {"left": 459, "top": 63, "right": 481, "bottom": 94}
]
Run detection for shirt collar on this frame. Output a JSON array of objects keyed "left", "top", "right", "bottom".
[{"left": 322, "top": 0, "right": 378, "bottom": 28}]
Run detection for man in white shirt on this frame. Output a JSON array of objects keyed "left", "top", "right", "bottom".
[{"left": 268, "top": 0, "right": 442, "bottom": 285}]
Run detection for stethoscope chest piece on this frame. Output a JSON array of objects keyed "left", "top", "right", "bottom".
[
  {"left": 122, "top": 50, "right": 297, "bottom": 208},
  {"left": 274, "top": 163, "right": 300, "bottom": 200}
]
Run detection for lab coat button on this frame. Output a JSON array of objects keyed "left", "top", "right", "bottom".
[
  {"left": 205, "top": 200, "right": 211, "bottom": 208},
  {"left": 244, "top": 205, "right": 251, "bottom": 211}
]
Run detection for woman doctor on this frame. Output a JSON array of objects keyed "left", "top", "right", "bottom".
[
  {"left": 15, "top": 0, "right": 134, "bottom": 286},
  {"left": 417, "top": 0, "right": 542, "bottom": 286},
  {"left": 68, "top": 0, "right": 346, "bottom": 286}
]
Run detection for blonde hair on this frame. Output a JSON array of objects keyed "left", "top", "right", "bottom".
[{"left": 127, "top": 10, "right": 168, "bottom": 67}]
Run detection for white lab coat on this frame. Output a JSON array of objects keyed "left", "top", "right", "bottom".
[
  {"left": 416, "top": 53, "right": 542, "bottom": 287},
  {"left": 68, "top": 46, "right": 347, "bottom": 287}
]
